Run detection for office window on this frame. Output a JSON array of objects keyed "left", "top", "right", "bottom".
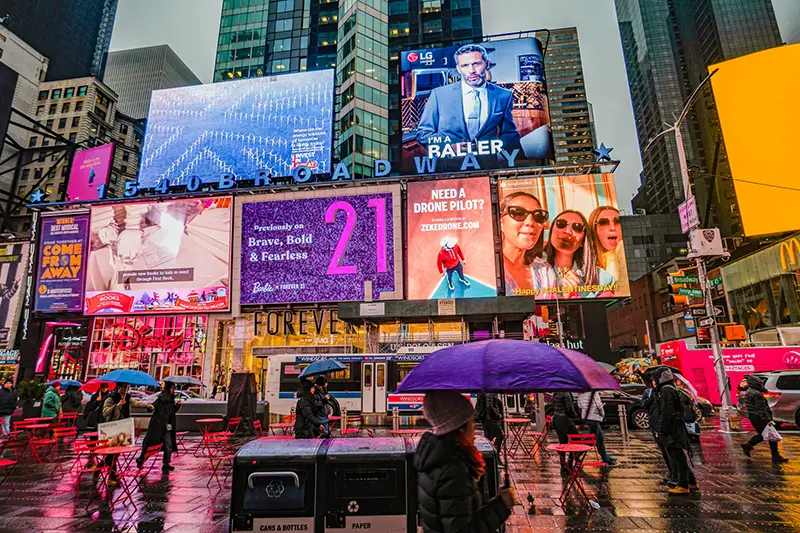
[
  {"left": 21, "top": 169, "right": 30, "bottom": 181},
  {"left": 77, "top": 86, "right": 88, "bottom": 97},
  {"left": 276, "top": 0, "right": 293, "bottom": 11},
  {"left": 389, "top": 0, "right": 408, "bottom": 15},
  {"left": 452, "top": 14, "right": 472, "bottom": 30},
  {"left": 68, "top": 132, "right": 77, "bottom": 142},
  {"left": 51, "top": 89, "right": 62, "bottom": 99},
  {"left": 29, "top": 137, "right": 38, "bottom": 147},
  {"left": 451, "top": 0, "right": 470, "bottom": 7},
  {"left": 420, "top": 0, "right": 441, "bottom": 13},
  {"left": 274, "top": 38, "right": 291, "bottom": 52},
  {"left": 75, "top": 101, "right": 83, "bottom": 112},
  {"left": 120, "top": 123, "right": 128, "bottom": 134},
  {"left": 46, "top": 119, "right": 54, "bottom": 129},
  {"left": 276, "top": 19, "right": 293, "bottom": 32},
  {"left": 49, "top": 104, "right": 57, "bottom": 114},
  {"left": 121, "top": 165, "right": 128, "bottom": 174},
  {"left": 61, "top": 103, "right": 70, "bottom": 113},
  {"left": 389, "top": 22, "right": 409, "bottom": 36},
  {"left": 61, "top": 166, "right": 69, "bottom": 178},
  {"left": 58, "top": 118, "right": 67, "bottom": 129},
  {"left": 423, "top": 18, "right": 442, "bottom": 33},
  {"left": 71, "top": 117, "right": 80, "bottom": 128},
  {"left": 122, "top": 151, "right": 129, "bottom": 162},
  {"left": 38, "top": 90, "right": 49, "bottom": 101},
  {"left": 64, "top": 87, "right": 75, "bottom": 98},
  {"left": 272, "top": 59, "right": 290, "bottom": 72},
  {"left": 36, "top": 105, "right": 44, "bottom": 116}
]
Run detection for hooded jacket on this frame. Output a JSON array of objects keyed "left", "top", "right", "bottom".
[
  {"left": 61, "top": 388, "right": 83, "bottom": 413},
  {"left": 415, "top": 432, "right": 510, "bottom": 533},
  {"left": 41, "top": 386, "right": 61, "bottom": 418},
  {"left": 437, "top": 245, "right": 465, "bottom": 273},
  {"left": 744, "top": 376, "right": 772, "bottom": 421},
  {"left": 657, "top": 381, "right": 690, "bottom": 450},
  {"left": 293, "top": 383, "right": 322, "bottom": 439}
]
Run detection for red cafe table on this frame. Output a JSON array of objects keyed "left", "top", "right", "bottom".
[
  {"left": 547, "top": 443, "right": 592, "bottom": 508},
  {"left": 195, "top": 418, "right": 224, "bottom": 457},
  {"left": 91, "top": 445, "right": 140, "bottom": 507}
]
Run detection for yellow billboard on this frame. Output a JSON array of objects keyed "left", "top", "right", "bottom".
[{"left": 710, "top": 44, "right": 800, "bottom": 237}]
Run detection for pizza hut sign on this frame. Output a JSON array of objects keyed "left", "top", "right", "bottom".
[{"left": 112, "top": 323, "right": 184, "bottom": 357}]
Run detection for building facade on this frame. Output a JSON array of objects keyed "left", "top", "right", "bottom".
[
  {"left": 621, "top": 213, "right": 684, "bottom": 281},
  {"left": 1, "top": 0, "right": 118, "bottom": 81},
  {"left": 615, "top": 0, "right": 782, "bottom": 239},
  {"left": 536, "top": 27, "right": 595, "bottom": 165},
  {"left": 103, "top": 45, "right": 201, "bottom": 120}
]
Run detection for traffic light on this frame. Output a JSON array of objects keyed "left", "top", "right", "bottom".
[{"left": 669, "top": 270, "right": 689, "bottom": 306}]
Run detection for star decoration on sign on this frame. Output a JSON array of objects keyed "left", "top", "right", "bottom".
[
  {"left": 30, "top": 189, "right": 46, "bottom": 203},
  {"left": 593, "top": 143, "right": 614, "bottom": 162}
]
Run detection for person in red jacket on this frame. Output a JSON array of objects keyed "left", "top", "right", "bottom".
[{"left": 437, "top": 236, "right": 471, "bottom": 291}]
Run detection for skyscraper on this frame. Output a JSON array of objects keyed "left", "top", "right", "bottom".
[
  {"left": 536, "top": 27, "right": 596, "bottom": 165},
  {"left": 614, "top": 0, "right": 782, "bottom": 238},
  {"left": 1, "top": 0, "right": 118, "bottom": 81},
  {"left": 213, "top": 0, "right": 483, "bottom": 178},
  {"left": 104, "top": 45, "right": 202, "bottom": 120}
]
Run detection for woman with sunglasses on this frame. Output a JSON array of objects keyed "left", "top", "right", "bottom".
[
  {"left": 499, "top": 192, "right": 549, "bottom": 295},
  {"left": 532, "top": 210, "right": 616, "bottom": 299},
  {"left": 588, "top": 206, "right": 628, "bottom": 296}
]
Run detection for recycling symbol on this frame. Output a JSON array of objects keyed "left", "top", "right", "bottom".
[
  {"left": 347, "top": 500, "right": 359, "bottom": 513},
  {"left": 265, "top": 479, "right": 285, "bottom": 498}
]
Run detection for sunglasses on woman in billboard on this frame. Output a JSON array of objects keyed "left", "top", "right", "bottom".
[
  {"left": 554, "top": 219, "right": 585, "bottom": 233},
  {"left": 504, "top": 206, "right": 549, "bottom": 224},
  {"left": 595, "top": 216, "right": 621, "bottom": 227}
]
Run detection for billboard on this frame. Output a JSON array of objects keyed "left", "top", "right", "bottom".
[
  {"left": 400, "top": 37, "right": 554, "bottom": 174},
  {"left": 498, "top": 174, "right": 629, "bottom": 299},
  {"left": 67, "top": 143, "right": 114, "bottom": 201},
  {"left": 0, "top": 243, "right": 28, "bottom": 348},
  {"left": 406, "top": 178, "right": 497, "bottom": 299},
  {"left": 35, "top": 214, "right": 90, "bottom": 312},
  {"left": 240, "top": 188, "right": 400, "bottom": 304},
  {"left": 84, "top": 197, "right": 232, "bottom": 314},
  {"left": 138, "top": 70, "right": 334, "bottom": 189},
  {"left": 710, "top": 44, "right": 800, "bottom": 236}
]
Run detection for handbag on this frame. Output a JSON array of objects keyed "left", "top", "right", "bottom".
[{"left": 762, "top": 424, "right": 783, "bottom": 442}]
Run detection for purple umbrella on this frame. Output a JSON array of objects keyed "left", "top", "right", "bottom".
[{"left": 396, "top": 340, "right": 619, "bottom": 392}]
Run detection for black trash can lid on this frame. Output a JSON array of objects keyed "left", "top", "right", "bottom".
[{"left": 236, "top": 439, "right": 326, "bottom": 462}]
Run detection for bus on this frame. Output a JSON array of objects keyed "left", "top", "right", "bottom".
[{"left": 264, "top": 350, "right": 437, "bottom": 417}]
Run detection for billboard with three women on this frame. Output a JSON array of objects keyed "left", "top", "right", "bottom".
[{"left": 498, "top": 174, "right": 629, "bottom": 299}]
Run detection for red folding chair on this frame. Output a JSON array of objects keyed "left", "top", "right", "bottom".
[
  {"left": 567, "top": 433, "right": 606, "bottom": 467},
  {"left": 225, "top": 417, "right": 242, "bottom": 437},
  {"left": 114, "top": 443, "right": 163, "bottom": 509},
  {"left": 175, "top": 431, "right": 190, "bottom": 454},
  {"left": 206, "top": 434, "right": 234, "bottom": 489},
  {"left": 50, "top": 427, "right": 78, "bottom": 476},
  {"left": 70, "top": 439, "right": 108, "bottom": 475},
  {"left": 58, "top": 412, "right": 79, "bottom": 428},
  {"left": 28, "top": 426, "right": 58, "bottom": 464},
  {"left": 529, "top": 415, "right": 552, "bottom": 458},
  {"left": 0, "top": 438, "right": 26, "bottom": 490},
  {"left": 253, "top": 420, "right": 265, "bottom": 438},
  {"left": 338, "top": 416, "right": 374, "bottom": 438}
]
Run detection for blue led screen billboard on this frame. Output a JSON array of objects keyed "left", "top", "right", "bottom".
[{"left": 137, "top": 69, "right": 334, "bottom": 189}]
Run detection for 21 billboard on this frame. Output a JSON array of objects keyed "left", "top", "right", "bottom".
[
  {"left": 498, "top": 174, "right": 630, "bottom": 299},
  {"left": 240, "top": 188, "right": 401, "bottom": 304},
  {"left": 84, "top": 197, "right": 232, "bottom": 314},
  {"left": 67, "top": 143, "right": 114, "bottom": 201},
  {"left": 406, "top": 178, "right": 497, "bottom": 299},
  {"left": 400, "top": 37, "right": 554, "bottom": 175},
  {"left": 35, "top": 214, "right": 90, "bottom": 312},
  {"left": 137, "top": 69, "right": 334, "bottom": 189}
]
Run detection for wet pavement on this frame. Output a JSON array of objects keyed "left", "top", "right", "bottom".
[{"left": 1, "top": 419, "right": 799, "bottom": 532}]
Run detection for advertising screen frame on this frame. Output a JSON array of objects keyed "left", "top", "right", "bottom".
[
  {"left": 237, "top": 186, "right": 403, "bottom": 305},
  {"left": 35, "top": 213, "right": 90, "bottom": 313},
  {"left": 498, "top": 173, "right": 630, "bottom": 300},
  {"left": 84, "top": 196, "right": 233, "bottom": 315},
  {"left": 137, "top": 69, "right": 336, "bottom": 190}
]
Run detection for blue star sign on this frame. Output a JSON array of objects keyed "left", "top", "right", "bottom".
[
  {"left": 30, "top": 189, "right": 46, "bottom": 203},
  {"left": 593, "top": 143, "right": 614, "bottom": 162}
]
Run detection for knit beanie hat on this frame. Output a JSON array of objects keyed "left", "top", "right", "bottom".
[{"left": 423, "top": 390, "right": 475, "bottom": 436}]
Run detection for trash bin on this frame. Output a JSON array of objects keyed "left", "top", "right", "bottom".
[
  {"left": 322, "top": 437, "right": 414, "bottom": 532},
  {"left": 230, "top": 438, "right": 329, "bottom": 532},
  {"left": 474, "top": 435, "right": 502, "bottom": 502}
]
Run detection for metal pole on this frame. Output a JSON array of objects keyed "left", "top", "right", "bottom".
[
  {"left": 645, "top": 319, "right": 654, "bottom": 355},
  {"left": 697, "top": 257, "right": 733, "bottom": 431},
  {"left": 675, "top": 127, "right": 692, "bottom": 199}
]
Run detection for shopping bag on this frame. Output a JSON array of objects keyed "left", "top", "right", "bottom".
[{"left": 762, "top": 424, "right": 783, "bottom": 442}]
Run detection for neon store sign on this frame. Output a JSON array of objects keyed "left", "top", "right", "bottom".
[{"left": 112, "top": 323, "right": 185, "bottom": 357}]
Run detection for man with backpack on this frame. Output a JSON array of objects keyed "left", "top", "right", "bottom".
[
  {"left": 657, "top": 369, "right": 697, "bottom": 494},
  {"left": 475, "top": 393, "right": 504, "bottom": 457}
]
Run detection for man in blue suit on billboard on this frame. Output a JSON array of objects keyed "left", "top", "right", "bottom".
[{"left": 416, "top": 44, "right": 521, "bottom": 157}]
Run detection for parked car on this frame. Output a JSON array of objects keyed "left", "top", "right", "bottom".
[{"left": 737, "top": 370, "right": 800, "bottom": 427}]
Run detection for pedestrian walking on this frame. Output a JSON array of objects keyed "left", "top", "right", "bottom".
[
  {"left": 61, "top": 384, "right": 82, "bottom": 414},
  {"left": 415, "top": 390, "right": 518, "bottom": 532},
  {"left": 137, "top": 381, "right": 179, "bottom": 472},
  {"left": 551, "top": 391, "right": 579, "bottom": 475},
  {"left": 0, "top": 379, "right": 18, "bottom": 436},
  {"left": 475, "top": 393, "right": 505, "bottom": 457},
  {"left": 314, "top": 376, "right": 331, "bottom": 437},
  {"left": 657, "top": 369, "right": 697, "bottom": 494},
  {"left": 41, "top": 380, "right": 62, "bottom": 419},
  {"left": 643, "top": 371, "right": 675, "bottom": 484},
  {"left": 577, "top": 391, "right": 616, "bottom": 465},
  {"left": 741, "top": 375, "right": 788, "bottom": 463},
  {"left": 83, "top": 383, "right": 110, "bottom": 431},
  {"left": 293, "top": 380, "right": 324, "bottom": 439}
]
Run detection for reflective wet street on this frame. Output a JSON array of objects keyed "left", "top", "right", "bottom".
[{"left": 2, "top": 419, "right": 799, "bottom": 532}]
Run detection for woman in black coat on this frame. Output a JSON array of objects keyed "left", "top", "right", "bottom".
[
  {"left": 742, "top": 375, "right": 788, "bottom": 462},
  {"left": 415, "top": 390, "right": 517, "bottom": 533},
  {"left": 138, "top": 382, "right": 179, "bottom": 471},
  {"left": 551, "top": 391, "right": 579, "bottom": 474},
  {"left": 293, "top": 380, "right": 324, "bottom": 439}
]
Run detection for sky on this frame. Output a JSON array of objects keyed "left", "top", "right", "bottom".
[{"left": 109, "top": 0, "right": 799, "bottom": 210}]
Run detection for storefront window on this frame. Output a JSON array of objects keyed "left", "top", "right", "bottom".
[{"left": 87, "top": 315, "right": 208, "bottom": 380}]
